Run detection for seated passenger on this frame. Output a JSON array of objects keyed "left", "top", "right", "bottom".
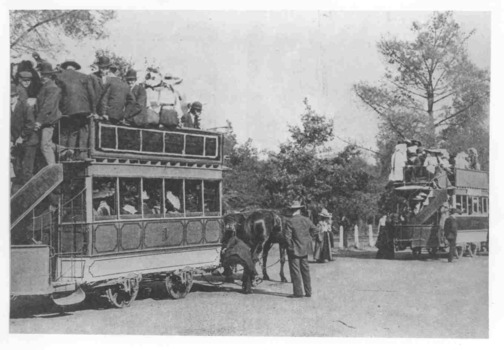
[
  {"left": 181, "top": 101, "right": 203, "bottom": 129},
  {"left": 92, "top": 190, "right": 115, "bottom": 218},
  {"left": 96, "top": 199, "right": 113, "bottom": 216},
  {"left": 467, "top": 148, "right": 481, "bottom": 170},
  {"left": 166, "top": 190, "right": 182, "bottom": 213},
  {"left": 454, "top": 151, "right": 470, "bottom": 169}
]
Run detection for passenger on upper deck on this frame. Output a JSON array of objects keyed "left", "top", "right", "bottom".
[
  {"left": 181, "top": 101, "right": 203, "bottom": 129},
  {"left": 100, "top": 65, "right": 134, "bottom": 125},
  {"left": 467, "top": 148, "right": 481, "bottom": 171},
  {"left": 16, "top": 71, "right": 32, "bottom": 103},
  {"left": 10, "top": 83, "right": 38, "bottom": 187},
  {"left": 15, "top": 58, "right": 42, "bottom": 98},
  {"left": 124, "top": 69, "right": 149, "bottom": 126},
  {"left": 388, "top": 140, "right": 407, "bottom": 182},
  {"left": 145, "top": 69, "right": 184, "bottom": 129},
  {"left": 454, "top": 151, "right": 470, "bottom": 169},
  {"left": 56, "top": 59, "right": 96, "bottom": 160},
  {"left": 90, "top": 56, "right": 111, "bottom": 109},
  {"left": 34, "top": 62, "right": 64, "bottom": 166}
]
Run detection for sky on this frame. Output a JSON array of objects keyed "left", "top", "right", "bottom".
[{"left": 48, "top": 10, "right": 491, "bottom": 159}]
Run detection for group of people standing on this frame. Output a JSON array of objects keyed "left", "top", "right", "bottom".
[
  {"left": 389, "top": 139, "right": 482, "bottom": 185},
  {"left": 10, "top": 54, "right": 204, "bottom": 190}
]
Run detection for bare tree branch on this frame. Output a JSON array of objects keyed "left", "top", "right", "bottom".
[{"left": 11, "top": 10, "right": 77, "bottom": 49}]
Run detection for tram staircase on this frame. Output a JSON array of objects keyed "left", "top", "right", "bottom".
[
  {"left": 11, "top": 164, "right": 63, "bottom": 230},
  {"left": 409, "top": 189, "right": 448, "bottom": 225}
]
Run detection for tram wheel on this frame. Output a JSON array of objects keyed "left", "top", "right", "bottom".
[
  {"left": 165, "top": 271, "right": 193, "bottom": 299},
  {"left": 105, "top": 277, "right": 140, "bottom": 308}
]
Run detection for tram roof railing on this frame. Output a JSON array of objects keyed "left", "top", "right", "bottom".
[{"left": 88, "top": 121, "right": 224, "bottom": 165}]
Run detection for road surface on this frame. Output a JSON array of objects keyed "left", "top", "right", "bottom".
[{"left": 10, "top": 248, "right": 488, "bottom": 338}]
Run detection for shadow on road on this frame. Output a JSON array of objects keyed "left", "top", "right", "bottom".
[{"left": 193, "top": 282, "right": 291, "bottom": 298}]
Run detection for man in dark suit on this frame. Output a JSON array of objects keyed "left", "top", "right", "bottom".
[
  {"left": 89, "top": 56, "right": 111, "bottom": 116},
  {"left": 10, "top": 83, "right": 38, "bottom": 186},
  {"left": 181, "top": 101, "right": 202, "bottom": 129},
  {"left": 34, "top": 62, "right": 62, "bottom": 166},
  {"left": 444, "top": 208, "right": 458, "bottom": 262},
  {"left": 56, "top": 59, "right": 96, "bottom": 160},
  {"left": 285, "top": 201, "right": 317, "bottom": 298},
  {"left": 124, "top": 69, "right": 148, "bottom": 125},
  {"left": 100, "top": 65, "right": 134, "bottom": 124}
]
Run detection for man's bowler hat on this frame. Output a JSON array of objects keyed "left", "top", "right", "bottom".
[
  {"left": 61, "top": 59, "right": 81, "bottom": 70},
  {"left": 96, "top": 56, "right": 111, "bottom": 68},
  {"left": 125, "top": 69, "right": 137, "bottom": 80}
]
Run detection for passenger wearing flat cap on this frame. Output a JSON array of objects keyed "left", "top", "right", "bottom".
[
  {"left": 34, "top": 62, "right": 63, "bottom": 166},
  {"left": 10, "top": 83, "right": 38, "bottom": 186},
  {"left": 313, "top": 208, "right": 333, "bottom": 263},
  {"left": 56, "top": 59, "right": 96, "bottom": 160},
  {"left": 284, "top": 200, "right": 317, "bottom": 298}
]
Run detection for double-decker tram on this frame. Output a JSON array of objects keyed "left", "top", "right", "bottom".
[
  {"left": 388, "top": 152, "right": 488, "bottom": 257},
  {"left": 10, "top": 121, "right": 224, "bottom": 307}
]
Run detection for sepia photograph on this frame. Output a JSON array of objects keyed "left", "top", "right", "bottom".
[{"left": 3, "top": 1, "right": 500, "bottom": 343}]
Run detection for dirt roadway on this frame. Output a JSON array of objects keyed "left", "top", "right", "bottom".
[{"left": 10, "top": 249, "right": 488, "bottom": 338}]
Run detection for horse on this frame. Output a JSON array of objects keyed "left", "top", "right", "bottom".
[{"left": 222, "top": 209, "right": 289, "bottom": 283}]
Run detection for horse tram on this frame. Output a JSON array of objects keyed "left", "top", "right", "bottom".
[
  {"left": 10, "top": 120, "right": 224, "bottom": 307},
  {"left": 384, "top": 151, "right": 488, "bottom": 258}
]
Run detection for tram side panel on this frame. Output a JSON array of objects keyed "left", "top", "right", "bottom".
[{"left": 11, "top": 245, "right": 52, "bottom": 296}]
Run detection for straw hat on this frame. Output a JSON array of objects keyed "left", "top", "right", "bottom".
[
  {"left": 319, "top": 208, "right": 332, "bottom": 218},
  {"left": 288, "top": 201, "right": 304, "bottom": 209}
]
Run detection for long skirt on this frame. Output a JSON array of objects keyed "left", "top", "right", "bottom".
[{"left": 313, "top": 231, "right": 333, "bottom": 262}]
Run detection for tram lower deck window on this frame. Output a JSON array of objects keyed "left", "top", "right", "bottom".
[
  {"left": 119, "top": 178, "right": 142, "bottom": 219},
  {"left": 165, "top": 179, "right": 183, "bottom": 216},
  {"left": 143, "top": 179, "right": 164, "bottom": 218},
  {"left": 204, "top": 180, "right": 220, "bottom": 216},
  {"left": 93, "top": 178, "right": 117, "bottom": 221},
  {"left": 185, "top": 180, "right": 203, "bottom": 216}
]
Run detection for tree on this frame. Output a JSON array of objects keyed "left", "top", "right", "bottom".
[
  {"left": 10, "top": 10, "right": 116, "bottom": 58},
  {"left": 354, "top": 12, "right": 489, "bottom": 169},
  {"left": 260, "top": 99, "right": 335, "bottom": 209},
  {"left": 222, "top": 122, "right": 268, "bottom": 211}
]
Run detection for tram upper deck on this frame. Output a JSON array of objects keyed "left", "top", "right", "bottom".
[{"left": 88, "top": 121, "right": 224, "bottom": 164}]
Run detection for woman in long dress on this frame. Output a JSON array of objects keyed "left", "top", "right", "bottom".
[{"left": 313, "top": 208, "right": 333, "bottom": 263}]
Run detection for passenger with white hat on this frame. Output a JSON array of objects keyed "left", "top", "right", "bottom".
[{"left": 314, "top": 208, "right": 333, "bottom": 263}]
